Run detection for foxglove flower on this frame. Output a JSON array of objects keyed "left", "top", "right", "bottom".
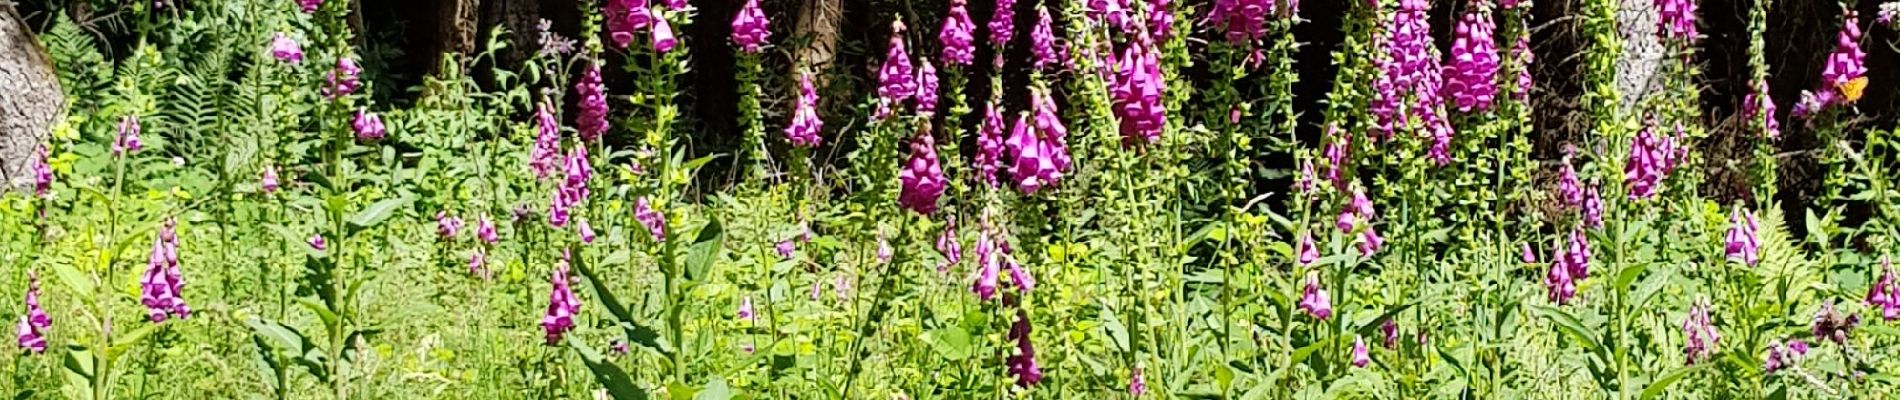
[
  {"left": 260, "top": 164, "right": 279, "bottom": 195},
  {"left": 530, "top": 103, "right": 562, "bottom": 180},
  {"left": 730, "top": 0, "right": 769, "bottom": 53},
  {"left": 738, "top": 296, "right": 755, "bottom": 322},
  {"left": 1006, "top": 91, "right": 1073, "bottom": 193},
  {"left": 478, "top": 215, "right": 499, "bottom": 244},
  {"left": 1655, "top": 0, "right": 1697, "bottom": 41},
  {"left": 876, "top": 234, "right": 893, "bottom": 264},
  {"left": 1322, "top": 124, "right": 1350, "bottom": 187},
  {"left": 575, "top": 63, "right": 610, "bottom": 141},
  {"left": 1004, "top": 240, "right": 1034, "bottom": 293},
  {"left": 652, "top": 15, "right": 678, "bottom": 53},
  {"left": 1351, "top": 336, "right": 1370, "bottom": 368},
  {"left": 1745, "top": 79, "right": 1780, "bottom": 139},
  {"left": 1031, "top": 7, "right": 1060, "bottom": 70},
  {"left": 114, "top": 116, "right": 142, "bottom": 156},
  {"left": 436, "top": 211, "right": 464, "bottom": 240},
  {"left": 973, "top": 229, "right": 1001, "bottom": 301},
  {"left": 353, "top": 109, "right": 386, "bottom": 141},
  {"left": 1811, "top": 300, "right": 1859, "bottom": 345},
  {"left": 1557, "top": 148, "right": 1584, "bottom": 208},
  {"left": 1445, "top": 9, "right": 1500, "bottom": 112},
  {"left": 1146, "top": 0, "right": 1173, "bottom": 39},
  {"left": 936, "top": 219, "right": 963, "bottom": 273},
  {"left": 32, "top": 145, "right": 52, "bottom": 198},
  {"left": 16, "top": 271, "right": 49, "bottom": 354},
  {"left": 141, "top": 218, "right": 190, "bottom": 323},
  {"left": 975, "top": 101, "right": 1005, "bottom": 187},
  {"left": 1112, "top": 34, "right": 1166, "bottom": 146},
  {"left": 577, "top": 219, "right": 596, "bottom": 244},
  {"left": 1381, "top": 319, "right": 1399, "bottom": 349},
  {"left": 940, "top": 0, "right": 976, "bottom": 66},
  {"left": 635, "top": 196, "right": 666, "bottom": 242},
  {"left": 874, "top": 20, "right": 916, "bottom": 120},
  {"left": 1866, "top": 258, "right": 1898, "bottom": 321},
  {"left": 322, "top": 57, "right": 361, "bottom": 100},
  {"left": 1582, "top": 185, "right": 1604, "bottom": 228},
  {"left": 298, "top": 0, "right": 322, "bottom": 13},
  {"left": 1624, "top": 116, "right": 1676, "bottom": 200},
  {"left": 541, "top": 251, "right": 580, "bottom": 345},
  {"left": 1005, "top": 310, "right": 1043, "bottom": 387},
  {"left": 1089, "top": 0, "right": 1131, "bottom": 31},
  {"left": 308, "top": 234, "right": 327, "bottom": 251},
  {"left": 1509, "top": 19, "right": 1533, "bottom": 102},
  {"left": 898, "top": 131, "right": 948, "bottom": 215},
  {"left": 662, "top": 0, "right": 687, "bottom": 10},
  {"left": 1522, "top": 242, "right": 1538, "bottom": 263},
  {"left": 1296, "top": 160, "right": 1317, "bottom": 195},
  {"left": 776, "top": 240, "right": 795, "bottom": 259},
  {"left": 1210, "top": 0, "right": 1270, "bottom": 44},
  {"left": 1298, "top": 272, "right": 1332, "bottom": 320},
  {"left": 1129, "top": 366, "right": 1146, "bottom": 396},
  {"left": 605, "top": 0, "right": 653, "bottom": 49},
  {"left": 1724, "top": 207, "right": 1760, "bottom": 266},
  {"left": 1682, "top": 298, "right": 1719, "bottom": 365},
  {"left": 1545, "top": 253, "right": 1576, "bottom": 305},
  {"left": 469, "top": 249, "right": 490, "bottom": 279},
  {"left": 916, "top": 59, "right": 940, "bottom": 115},
  {"left": 1813, "top": 7, "right": 1866, "bottom": 112},
  {"left": 786, "top": 71, "right": 824, "bottom": 147},
  {"left": 990, "top": 0, "right": 1018, "bottom": 49},
  {"left": 270, "top": 33, "right": 303, "bottom": 63},
  {"left": 1297, "top": 233, "right": 1319, "bottom": 265},
  {"left": 1358, "top": 225, "right": 1384, "bottom": 256}
]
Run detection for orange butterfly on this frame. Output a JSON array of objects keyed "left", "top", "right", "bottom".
[{"left": 1838, "top": 77, "right": 1868, "bottom": 104}]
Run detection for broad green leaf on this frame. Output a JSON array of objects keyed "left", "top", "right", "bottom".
[
  {"left": 694, "top": 377, "right": 733, "bottom": 400},
  {"left": 571, "top": 250, "right": 674, "bottom": 355},
  {"left": 50, "top": 261, "right": 95, "bottom": 301},
  {"left": 684, "top": 218, "right": 725, "bottom": 282},
  {"left": 107, "top": 322, "right": 163, "bottom": 359},
  {"left": 569, "top": 341, "right": 650, "bottom": 400},
  {"left": 1531, "top": 305, "right": 1603, "bottom": 356},
  {"left": 348, "top": 196, "right": 412, "bottom": 228},
  {"left": 925, "top": 327, "right": 974, "bottom": 361},
  {"left": 1638, "top": 364, "right": 1711, "bottom": 400}
]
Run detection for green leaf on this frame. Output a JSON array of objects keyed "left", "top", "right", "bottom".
[
  {"left": 569, "top": 341, "right": 650, "bottom": 400},
  {"left": 249, "top": 336, "right": 282, "bottom": 391},
  {"left": 570, "top": 250, "right": 674, "bottom": 355},
  {"left": 683, "top": 218, "right": 725, "bottom": 282},
  {"left": 924, "top": 327, "right": 974, "bottom": 361},
  {"left": 62, "top": 345, "right": 95, "bottom": 395},
  {"left": 694, "top": 377, "right": 733, "bottom": 400},
  {"left": 1638, "top": 364, "right": 1711, "bottom": 400},
  {"left": 348, "top": 196, "right": 412, "bottom": 228},
  {"left": 1531, "top": 305, "right": 1603, "bottom": 356},
  {"left": 49, "top": 261, "right": 95, "bottom": 302},
  {"left": 1614, "top": 263, "right": 1648, "bottom": 293},
  {"left": 107, "top": 323, "right": 164, "bottom": 360}
]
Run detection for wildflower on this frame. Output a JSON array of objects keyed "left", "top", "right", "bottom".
[
  {"left": 478, "top": 215, "right": 499, "bottom": 244},
  {"left": 940, "top": 0, "right": 976, "bottom": 66},
  {"left": 436, "top": 211, "right": 464, "bottom": 240},
  {"left": 16, "top": 271, "right": 49, "bottom": 354},
  {"left": 270, "top": 33, "right": 303, "bottom": 63},
  {"left": 1295, "top": 160, "right": 1317, "bottom": 195},
  {"left": 776, "top": 240, "right": 795, "bottom": 259},
  {"left": 1867, "top": 257, "right": 1898, "bottom": 321},
  {"left": 322, "top": 57, "right": 361, "bottom": 100},
  {"left": 1724, "top": 207, "right": 1760, "bottom": 266},
  {"left": 308, "top": 234, "right": 327, "bottom": 251},
  {"left": 141, "top": 218, "right": 190, "bottom": 323},
  {"left": 1744, "top": 78, "right": 1780, "bottom": 139},
  {"left": 605, "top": 0, "right": 653, "bottom": 49},
  {"left": 1322, "top": 125, "right": 1350, "bottom": 187},
  {"left": 1655, "top": 0, "right": 1697, "bottom": 41},
  {"left": 611, "top": 340, "right": 630, "bottom": 355},
  {"left": 1625, "top": 117, "right": 1670, "bottom": 200},
  {"left": 834, "top": 274, "right": 853, "bottom": 301},
  {"left": 1882, "top": 2, "right": 1898, "bottom": 27},
  {"left": 738, "top": 296, "right": 755, "bottom": 322},
  {"left": 577, "top": 219, "right": 596, "bottom": 244},
  {"left": 1681, "top": 298, "right": 1719, "bottom": 365},
  {"left": 662, "top": 0, "right": 687, "bottom": 10},
  {"left": 1112, "top": 33, "right": 1166, "bottom": 146},
  {"left": 1563, "top": 227, "right": 1592, "bottom": 280},
  {"left": 652, "top": 14, "right": 678, "bottom": 53},
  {"left": 1522, "top": 242, "right": 1538, "bottom": 263},
  {"left": 876, "top": 234, "right": 894, "bottom": 264},
  {"left": 936, "top": 219, "right": 963, "bottom": 273},
  {"left": 1089, "top": 0, "right": 1132, "bottom": 31},
  {"left": 1820, "top": 8, "right": 1866, "bottom": 107},
  {"left": 1299, "top": 272, "right": 1332, "bottom": 320},
  {"left": 1381, "top": 319, "right": 1399, "bottom": 349},
  {"left": 1005, "top": 310, "right": 1043, "bottom": 387},
  {"left": 635, "top": 196, "right": 666, "bottom": 242},
  {"left": 1556, "top": 148, "right": 1585, "bottom": 209},
  {"left": 353, "top": 109, "right": 386, "bottom": 141},
  {"left": 1003, "top": 239, "right": 1035, "bottom": 293},
  {"left": 530, "top": 103, "right": 562, "bottom": 181},
  {"left": 898, "top": 130, "right": 948, "bottom": 215},
  {"left": 1371, "top": 0, "right": 1446, "bottom": 141},
  {"left": 1549, "top": 228, "right": 1590, "bottom": 305},
  {"left": 916, "top": 60, "right": 940, "bottom": 115},
  {"left": 32, "top": 145, "right": 53, "bottom": 198},
  {"left": 1763, "top": 341, "right": 1787, "bottom": 374},
  {"left": 729, "top": 0, "right": 769, "bottom": 53},
  {"left": 548, "top": 189, "right": 572, "bottom": 228},
  {"left": 1358, "top": 226, "right": 1384, "bottom": 256},
  {"left": 1582, "top": 185, "right": 1604, "bottom": 228},
  {"left": 782, "top": 71, "right": 825, "bottom": 148},
  {"left": 298, "top": 0, "right": 322, "bottom": 13},
  {"left": 1031, "top": 7, "right": 1060, "bottom": 70},
  {"left": 1297, "top": 232, "right": 1319, "bottom": 265},
  {"left": 1146, "top": 0, "right": 1173, "bottom": 39},
  {"left": 1811, "top": 300, "right": 1860, "bottom": 345},
  {"left": 1445, "top": 8, "right": 1500, "bottom": 112},
  {"left": 990, "top": 0, "right": 1019, "bottom": 49},
  {"left": 875, "top": 20, "right": 916, "bottom": 120},
  {"left": 537, "top": 19, "right": 578, "bottom": 56},
  {"left": 1007, "top": 90, "right": 1073, "bottom": 194},
  {"left": 1129, "top": 366, "right": 1146, "bottom": 396},
  {"left": 1210, "top": 0, "right": 1270, "bottom": 44},
  {"left": 259, "top": 164, "right": 279, "bottom": 195},
  {"left": 1509, "top": 19, "right": 1533, "bottom": 102},
  {"left": 974, "top": 102, "right": 1004, "bottom": 188},
  {"left": 973, "top": 229, "right": 1001, "bottom": 301},
  {"left": 114, "top": 116, "right": 142, "bottom": 156},
  {"left": 575, "top": 63, "right": 610, "bottom": 141},
  {"left": 563, "top": 145, "right": 594, "bottom": 200},
  {"left": 542, "top": 251, "right": 580, "bottom": 345},
  {"left": 1351, "top": 336, "right": 1370, "bottom": 368},
  {"left": 468, "top": 249, "right": 490, "bottom": 279},
  {"left": 1545, "top": 256, "right": 1576, "bottom": 305}
]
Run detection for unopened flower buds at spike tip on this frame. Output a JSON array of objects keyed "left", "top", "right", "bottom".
[{"left": 575, "top": 64, "right": 610, "bottom": 141}]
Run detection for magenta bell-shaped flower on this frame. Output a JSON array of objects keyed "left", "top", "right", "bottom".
[
  {"left": 1744, "top": 78, "right": 1780, "bottom": 139},
  {"left": 936, "top": 219, "right": 964, "bottom": 274},
  {"left": 1724, "top": 206, "right": 1761, "bottom": 266},
  {"left": 1030, "top": 6, "right": 1060, "bottom": 70},
  {"left": 939, "top": 0, "right": 977, "bottom": 66},
  {"left": 1129, "top": 366, "right": 1146, "bottom": 396},
  {"left": 114, "top": 115, "right": 142, "bottom": 156},
  {"left": 636, "top": 196, "right": 667, "bottom": 242},
  {"left": 1381, "top": 319, "right": 1399, "bottom": 349},
  {"left": 738, "top": 295, "right": 755, "bottom": 322},
  {"left": 436, "top": 211, "right": 464, "bottom": 240},
  {"left": 1655, "top": 0, "right": 1698, "bottom": 41},
  {"left": 730, "top": 0, "right": 770, "bottom": 53},
  {"left": 972, "top": 229, "right": 1001, "bottom": 301},
  {"left": 541, "top": 250, "right": 581, "bottom": 345},
  {"left": 916, "top": 59, "right": 940, "bottom": 115},
  {"left": 1556, "top": 147, "right": 1585, "bottom": 209},
  {"left": 16, "top": 271, "right": 50, "bottom": 354},
  {"left": 32, "top": 145, "right": 53, "bottom": 198},
  {"left": 352, "top": 109, "right": 386, "bottom": 141},
  {"left": 478, "top": 215, "right": 499, "bottom": 244},
  {"left": 989, "top": 0, "right": 1019, "bottom": 49},
  {"left": 575, "top": 63, "right": 611, "bottom": 141},
  {"left": 270, "top": 33, "right": 303, "bottom": 64},
  {"left": 1297, "top": 232, "right": 1319, "bottom": 265},
  {"left": 1681, "top": 298, "right": 1719, "bottom": 365},
  {"left": 298, "top": 0, "right": 323, "bottom": 13},
  {"left": 1351, "top": 336, "right": 1370, "bottom": 368},
  {"left": 1005, "top": 310, "right": 1043, "bottom": 387},
  {"left": 1210, "top": 0, "right": 1271, "bottom": 44},
  {"left": 1445, "top": 9, "right": 1500, "bottom": 112},
  {"left": 530, "top": 102, "right": 562, "bottom": 181},
  {"left": 322, "top": 57, "right": 361, "bottom": 100},
  {"left": 605, "top": 0, "right": 653, "bottom": 49},
  {"left": 141, "top": 218, "right": 191, "bottom": 323},
  {"left": 898, "top": 130, "right": 948, "bottom": 215},
  {"left": 1867, "top": 257, "right": 1899, "bottom": 321},
  {"left": 259, "top": 164, "right": 280, "bottom": 195},
  {"left": 874, "top": 20, "right": 916, "bottom": 120},
  {"left": 786, "top": 71, "right": 825, "bottom": 147},
  {"left": 975, "top": 101, "right": 1006, "bottom": 187},
  {"left": 1112, "top": 34, "right": 1166, "bottom": 146},
  {"left": 652, "top": 14, "right": 678, "bottom": 53},
  {"left": 1145, "top": 0, "right": 1173, "bottom": 39},
  {"left": 1298, "top": 272, "right": 1332, "bottom": 320}
]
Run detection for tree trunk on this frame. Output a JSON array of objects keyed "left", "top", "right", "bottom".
[
  {"left": 436, "top": 0, "right": 481, "bottom": 70},
  {"left": 1615, "top": 0, "right": 1663, "bottom": 113},
  {"left": 0, "top": 4, "right": 63, "bottom": 193},
  {"left": 794, "top": 0, "right": 844, "bottom": 83}
]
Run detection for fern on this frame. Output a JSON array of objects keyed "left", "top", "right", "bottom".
[{"left": 39, "top": 12, "right": 108, "bottom": 108}]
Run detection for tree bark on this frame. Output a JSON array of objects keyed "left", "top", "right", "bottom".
[
  {"left": 436, "top": 0, "right": 481, "bottom": 70},
  {"left": 794, "top": 0, "right": 844, "bottom": 82},
  {"left": 0, "top": 4, "right": 63, "bottom": 193}
]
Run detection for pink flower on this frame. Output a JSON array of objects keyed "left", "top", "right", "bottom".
[
  {"left": 876, "top": 234, "right": 893, "bottom": 264},
  {"left": 730, "top": 0, "right": 770, "bottom": 53},
  {"left": 898, "top": 130, "right": 948, "bottom": 215},
  {"left": 436, "top": 211, "right": 464, "bottom": 240},
  {"left": 785, "top": 71, "right": 824, "bottom": 147},
  {"left": 1210, "top": 0, "right": 1271, "bottom": 44},
  {"left": 298, "top": 0, "right": 322, "bottom": 13},
  {"left": 1145, "top": 0, "right": 1173, "bottom": 39},
  {"left": 1129, "top": 366, "right": 1146, "bottom": 396},
  {"left": 1112, "top": 34, "right": 1166, "bottom": 146},
  {"left": 936, "top": 219, "right": 963, "bottom": 273},
  {"left": 776, "top": 240, "right": 795, "bottom": 259},
  {"left": 874, "top": 20, "right": 916, "bottom": 120},
  {"left": 605, "top": 0, "right": 654, "bottom": 49},
  {"left": 575, "top": 63, "right": 610, "bottom": 141},
  {"left": 322, "top": 57, "right": 362, "bottom": 100},
  {"left": 975, "top": 101, "right": 1006, "bottom": 187},
  {"left": 1681, "top": 298, "right": 1719, "bottom": 365},
  {"left": 1351, "top": 336, "right": 1370, "bottom": 368},
  {"left": 1005, "top": 310, "right": 1043, "bottom": 387},
  {"left": 16, "top": 271, "right": 49, "bottom": 354},
  {"left": 652, "top": 15, "right": 678, "bottom": 53},
  {"left": 1624, "top": 115, "right": 1676, "bottom": 200},
  {"left": 1031, "top": 7, "right": 1060, "bottom": 70},
  {"left": 270, "top": 33, "right": 303, "bottom": 64},
  {"left": 635, "top": 196, "right": 666, "bottom": 242},
  {"left": 1724, "top": 207, "right": 1760, "bottom": 266},
  {"left": 989, "top": 0, "right": 1019, "bottom": 49},
  {"left": 308, "top": 234, "right": 327, "bottom": 251},
  {"left": 1445, "top": 9, "right": 1500, "bottom": 112},
  {"left": 940, "top": 0, "right": 977, "bottom": 66},
  {"left": 33, "top": 145, "right": 53, "bottom": 198},
  {"left": 114, "top": 116, "right": 142, "bottom": 156},
  {"left": 738, "top": 296, "right": 755, "bottom": 322},
  {"left": 577, "top": 218, "right": 596, "bottom": 244},
  {"left": 1299, "top": 272, "right": 1332, "bottom": 320},
  {"left": 531, "top": 102, "right": 562, "bottom": 180},
  {"left": 916, "top": 59, "right": 940, "bottom": 115},
  {"left": 352, "top": 109, "right": 386, "bottom": 141},
  {"left": 1006, "top": 90, "right": 1072, "bottom": 193},
  {"left": 1297, "top": 232, "right": 1319, "bottom": 265},
  {"left": 1744, "top": 78, "right": 1780, "bottom": 139},
  {"left": 541, "top": 251, "right": 581, "bottom": 345},
  {"left": 1358, "top": 225, "right": 1384, "bottom": 256},
  {"left": 478, "top": 215, "right": 499, "bottom": 244},
  {"left": 1381, "top": 319, "right": 1399, "bottom": 349},
  {"left": 1866, "top": 257, "right": 1899, "bottom": 321},
  {"left": 1655, "top": 0, "right": 1698, "bottom": 41},
  {"left": 1556, "top": 147, "right": 1585, "bottom": 209},
  {"left": 260, "top": 164, "right": 279, "bottom": 195},
  {"left": 1582, "top": 185, "right": 1604, "bottom": 228},
  {"left": 141, "top": 218, "right": 191, "bottom": 323},
  {"left": 1509, "top": 18, "right": 1533, "bottom": 102},
  {"left": 1522, "top": 242, "right": 1538, "bottom": 263},
  {"left": 973, "top": 229, "right": 1001, "bottom": 301},
  {"left": 468, "top": 249, "right": 490, "bottom": 279},
  {"left": 1807, "top": 6, "right": 1866, "bottom": 115}
]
